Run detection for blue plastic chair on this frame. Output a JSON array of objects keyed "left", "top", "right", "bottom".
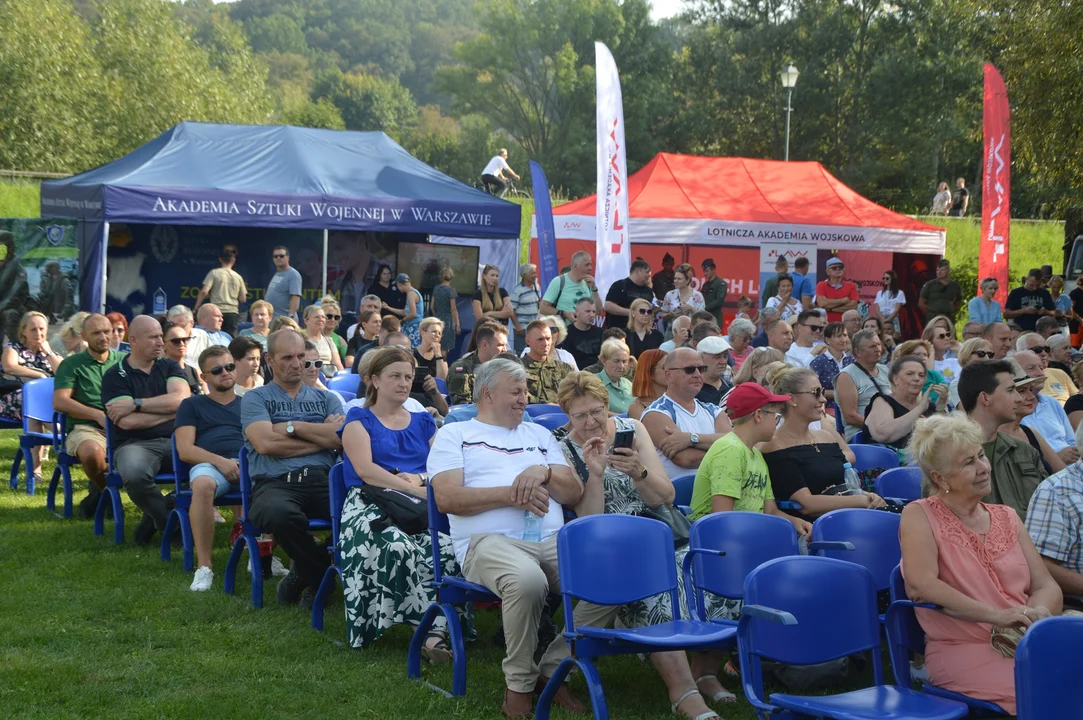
[
  {"left": 534, "top": 412, "right": 569, "bottom": 431},
  {"left": 46, "top": 411, "right": 81, "bottom": 518},
  {"left": 1015, "top": 615, "right": 1083, "bottom": 719},
  {"left": 851, "top": 443, "right": 900, "bottom": 475},
  {"left": 223, "top": 447, "right": 332, "bottom": 608},
  {"left": 885, "top": 565, "right": 1010, "bottom": 716},
  {"left": 328, "top": 373, "right": 361, "bottom": 396},
  {"left": 527, "top": 403, "right": 561, "bottom": 417},
  {"left": 9, "top": 377, "right": 57, "bottom": 495},
  {"left": 311, "top": 463, "right": 346, "bottom": 632},
  {"left": 737, "top": 556, "right": 968, "bottom": 720},
  {"left": 810, "top": 509, "right": 901, "bottom": 604},
  {"left": 536, "top": 515, "right": 739, "bottom": 720},
  {"left": 671, "top": 473, "right": 696, "bottom": 510},
  {"left": 160, "top": 436, "right": 244, "bottom": 571},
  {"left": 408, "top": 483, "right": 499, "bottom": 696},
  {"left": 875, "top": 467, "right": 922, "bottom": 503},
  {"left": 94, "top": 419, "right": 176, "bottom": 544}
]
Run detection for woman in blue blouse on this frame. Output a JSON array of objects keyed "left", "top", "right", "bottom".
[
  {"left": 337, "top": 346, "right": 459, "bottom": 656},
  {"left": 967, "top": 277, "right": 1003, "bottom": 325}
]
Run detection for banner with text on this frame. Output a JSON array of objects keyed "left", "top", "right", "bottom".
[
  {"left": 981, "top": 63, "right": 1011, "bottom": 306},
  {"left": 594, "top": 42, "right": 631, "bottom": 301},
  {"left": 0, "top": 218, "right": 80, "bottom": 326}
]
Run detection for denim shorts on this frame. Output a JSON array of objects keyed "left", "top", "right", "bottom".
[{"left": 189, "top": 462, "right": 239, "bottom": 499}]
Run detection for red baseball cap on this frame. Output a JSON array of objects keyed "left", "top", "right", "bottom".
[{"left": 726, "top": 382, "right": 791, "bottom": 418}]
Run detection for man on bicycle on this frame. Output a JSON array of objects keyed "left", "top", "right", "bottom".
[{"left": 481, "top": 148, "right": 520, "bottom": 195}]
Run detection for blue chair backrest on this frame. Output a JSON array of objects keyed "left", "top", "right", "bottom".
[
  {"left": 434, "top": 377, "right": 448, "bottom": 395},
  {"left": 1015, "top": 615, "right": 1083, "bottom": 719},
  {"left": 875, "top": 467, "right": 922, "bottom": 502},
  {"left": 688, "top": 512, "right": 800, "bottom": 602},
  {"left": 426, "top": 483, "right": 451, "bottom": 583},
  {"left": 671, "top": 474, "right": 696, "bottom": 507},
  {"left": 527, "top": 403, "right": 560, "bottom": 417},
  {"left": 534, "top": 413, "right": 568, "bottom": 431},
  {"left": 810, "top": 509, "right": 900, "bottom": 591},
  {"left": 557, "top": 515, "right": 680, "bottom": 628},
  {"left": 328, "top": 373, "right": 361, "bottom": 396},
  {"left": 22, "top": 377, "right": 55, "bottom": 429},
  {"left": 851, "top": 443, "right": 899, "bottom": 474},
  {"left": 743, "top": 555, "right": 883, "bottom": 667},
  {"left": 831, "top": 401, "right": 845, "bottom": 434}
]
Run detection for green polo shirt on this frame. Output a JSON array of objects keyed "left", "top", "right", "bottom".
[
  {"left": 53, "top": 349, "right": 125, "bottom": 432},
  {"left": 596, "top": 371, "right": 634, "bottom": 414}
]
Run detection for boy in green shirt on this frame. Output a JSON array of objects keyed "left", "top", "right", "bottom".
[{"left": 690, "top": 383, "right": 811, "bottom": 537}]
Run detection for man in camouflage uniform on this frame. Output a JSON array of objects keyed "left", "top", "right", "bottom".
[
  {"left": 447, "top": 322, "right": 508, "bottom": 405},
  {"left": 522, "top": 320, "right": 574, "bottom": 404}
]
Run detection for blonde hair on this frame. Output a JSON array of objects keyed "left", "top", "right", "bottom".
[
  {"left": 17, "top": 311, "right": 49, "bottom": 343},
  {"left": 627, "top": 298, "right": 653, "bottom": 329},
  {"left": 907, "top": 413, "right": 984, "bottom": 497},
  {"left": 957, "top": 337, "right": 993, "bottom": 366},
  {"left": 556, "top": 371, "right": 610, "bottom": 413},
  {"left": 598, "top": 338, "right": 630, "bottom": 362},
  {"left": 248, "top": 300, "right": 273, "bottom": 318},
  {"left": 733, "top": 346, "right": 785, "bottom": 385}
]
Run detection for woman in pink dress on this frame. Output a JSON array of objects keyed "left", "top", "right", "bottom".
[{"left": 900, "top": 413, "right": 1062, "bottom": 714}]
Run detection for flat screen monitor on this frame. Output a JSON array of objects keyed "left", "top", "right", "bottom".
[{"left": 396, "top": 242, "right": 479, "bottom": 295}]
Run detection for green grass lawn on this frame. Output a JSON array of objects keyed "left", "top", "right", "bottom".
[{"left": 1, "top": 429, "right": 790, "bottom": 719}]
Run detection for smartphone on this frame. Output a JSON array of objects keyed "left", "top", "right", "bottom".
[{"left": 612, "top": 429, "right": 635, "bottom": 451}]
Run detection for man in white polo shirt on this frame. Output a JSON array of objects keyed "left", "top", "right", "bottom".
[
  {"left": 429, "top": 357, "right": 583, "bottom": 718},
  {"left": 641, "top": 347, "right": 733, "bottom": 479}
]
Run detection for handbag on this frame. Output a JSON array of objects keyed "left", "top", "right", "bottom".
[{"left": 358, "top": 484, "right": 428, "bottom": 535}]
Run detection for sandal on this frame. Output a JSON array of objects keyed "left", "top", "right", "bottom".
[
  {"left": 671, "top": 688, "right": 720, "bottom": 720},
  {"left": 421, "top": 630, "right": 452, "bottom": 665},
  {"left": 695, "top": 675, "right": 737, "bottom": 704}
]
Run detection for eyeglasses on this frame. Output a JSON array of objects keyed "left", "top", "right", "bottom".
[
  {"left": 792, "top": 387, "right": 825, "bottom": 399},
  {"left": 273, "top": 253, "right": 287, "bottom": 259},
  {"left": 168, "top": 337, "right": 190, "bottom": 346},
  {"left": 208, "top": 363, "right": 236, "bottom": 375},
  {"left": 304, "top": 359, "right": 324, "bottom": 369},
  {"left": 569, "top": 407, "right": 607, "bottom": 423},
  {"left": 325, "top": 314, "right": 340, "bottom": 321},
  {"left": 973, "top": 350, "right": 994, "bottom": 359},
  {"left": 1032, "top": 346, "right": 1050, "bottom": 354},
  {"left": 802, "top": 324, "right": 825, "bottom": 332},
  {"left": 672, "top": 365, "right": 707, "bottom": 375}
]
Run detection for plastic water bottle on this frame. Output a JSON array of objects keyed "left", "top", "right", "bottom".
[{"left": 522, "top": 510, "right": 543, "bottom": 542}]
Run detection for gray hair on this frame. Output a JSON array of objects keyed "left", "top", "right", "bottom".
[
  {"left": 167, "top": 304, "right": 193, "bottom": 325},
  {"left": 519, "top": 263, "right": 536, "bottom": 277},
  {"left": 727, "top": 318, "right": 756, "bottom": 341},
  {"left": 473, "top": 357, "right": 528, "bottom": 403},
  {"left": 1015, "top": 332, "right": 1043, "bottom": 353}
]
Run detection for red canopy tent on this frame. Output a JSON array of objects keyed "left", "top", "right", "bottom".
[{"left": 532, "top": 154, "right": 945, "bottom": 315}]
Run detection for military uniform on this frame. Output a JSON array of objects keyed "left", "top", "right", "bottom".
[
  {"left": 447, "top": 352, "right": 482, "bottom": 406},
  {"left": 522, "top": 354, "right": 574, "bottom": 404}
]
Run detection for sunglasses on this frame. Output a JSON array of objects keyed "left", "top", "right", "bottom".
[
  {"left": 304, "top": 359, "right": 324, "bottom": 369},
  {"left": 168, "top": 337, "right": 190, "bottom": 346},
  {"left": 325, "top": 314, "right": 340, "bottom": 321},
  {"left": 273, "top": 253, "right": 287, "bottom": 259},
  {"left": 793, "top": 387, "right": 826, "bottom": 398},
  {"left": 673, "top": 365, "right": 707, "bottom": 375},
  {"left": 208, "top": 363, "right": 236, "bottom": 375},
  {"left": 973, "top": 350, "right": 994, "bottom": 359}
]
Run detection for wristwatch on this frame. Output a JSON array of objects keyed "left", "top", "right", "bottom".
[
  {"left": 286, "top": 421, "right": 296, "bottom": 436},
  {"left": 689, "top": 432, "right": 700, "bottom": 447},
  {"left": 133, "top": 398, "right": 143, "bottom": 412}
]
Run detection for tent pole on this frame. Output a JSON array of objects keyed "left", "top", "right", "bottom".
[
  {"left": 321, "top": 228, "right": 328, "bottom": 298},
  {"left": 100, "top": 221, "right": 110, "bottom": 313}
]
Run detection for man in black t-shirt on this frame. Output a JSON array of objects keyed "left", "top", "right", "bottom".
[
  {"left": 603, "top": 258, "right": 654, "bottom": 329},
  {"left": 101, "top": 316, "right": 191, "bottom": 544},
  {"left": 948, "top": 177, "right": 969, "bottom": 217},
  {"left": 1004, "top": 269, "right": 1055, "bottom": 333},
  {"left": 175, "top": 344, "right": 245, "bottom": 592},
  {"left": 561, "top": 298, "right": 604, "bottom": 369}
]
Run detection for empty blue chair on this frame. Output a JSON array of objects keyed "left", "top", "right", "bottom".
[
  {"left": 408, "top": 483, "right": 499, "bottom": 696},
  {"left": 875, "top": 466, "right": 922, "bottom": 503},
  {"left": 311, "top": 463, "right": 346, "bottom": 632},
  {"left": 160, "top": 435, "right": 244, "bottom": 571},
  {"left": 851, "top": 443, "right": 899, "bottom": 475},
  {"left": 527, "top": 403, "right": 560, "bottom": 417},
  {"left": 328, "top": 373, "right": 361, "bottom": 396},
  {"left": 534, "top": 412, "right": 568, "bottom": 431},
  {"left": 9, "top": 377, "right": 57, "bottom": 495},
  {"left": 46, "top": 411, "right": 80, "bottom": 518},
  {"left": 737, "top": 556, "right": 968, "bottom": 720},
  {"left": 810, "top": 509, "right": 901, "bottom": 596},
  {"left": 885, "top": 565, "right": 1010, "bottom": 716},
  {"left": 95, "top": 419, "right": 176, "bottom": 544},
  {"left": 671, "top": 473, "right": 696, "bottom": 509},
  {"left": 434, "top": 377, "right": 448, "bottom": 396},
  {"left": 1015, "top": 615, "right": 1083, "bottom": 719},
  {"left": 536, "top": 515, "right": 738, "bottom": 720},
  {"left": 223, "top": 447, "right": 332, "bottom": 608}
]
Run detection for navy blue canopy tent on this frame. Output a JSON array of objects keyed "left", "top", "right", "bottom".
[{"left": 40, "top": 121, "right": 521, "bottom": 312}]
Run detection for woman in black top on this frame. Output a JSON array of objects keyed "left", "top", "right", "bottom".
[
  {"left": 625, "top": 298, "right": 663, "bottom": 358},
  {"left": 863, "top": 355, "right": 946, "bottom": 455},
  {"left": 760, "top": 366, "right": 886, "bottom": 521},
  {"left": 371, "top": 264, "right": 406, "bottom": 319}
]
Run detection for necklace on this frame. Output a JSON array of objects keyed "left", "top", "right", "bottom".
[{"left": 780, "top": 424, "right": 819, "bottom": 452}]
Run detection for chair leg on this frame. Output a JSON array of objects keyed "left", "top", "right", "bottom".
[
  {"left": 161, "top": 509, "right": 179, "bottom": 563},
  {"left": 536, "top": 657, "right": 580, "bottom": 720},
  {"left": 407, "top": 603, "right": 441, "bottom": 683},
  {"left": 311, "top": 565, "right": 338, "bottom": 632}
]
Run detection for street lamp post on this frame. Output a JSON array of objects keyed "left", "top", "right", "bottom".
[{"left": 780, "top": 63, "right": 800, "bottom": 161}]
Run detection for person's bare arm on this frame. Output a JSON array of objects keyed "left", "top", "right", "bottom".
[
  {"left": 245, "top": 419, "right": 323, "bottom": 457},
  {"left": 53, "top": 387, "right": 106, "bottom": 428},
  {"left": 834, "top": 373, "right": 864, "bottom": 428},
  {"left": 175, "top": 425, "right": 239, "bottom": 480}
]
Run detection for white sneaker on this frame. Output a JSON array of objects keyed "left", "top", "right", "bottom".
[
  {"left": 190, "top": 566, "right": 214, "bottom": 592},
  {"left": 213, "top": 509, "right": 226, "bottom": 524},
  {"left": 247, "top": 555, "right": 289, "bottom": 577}
]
